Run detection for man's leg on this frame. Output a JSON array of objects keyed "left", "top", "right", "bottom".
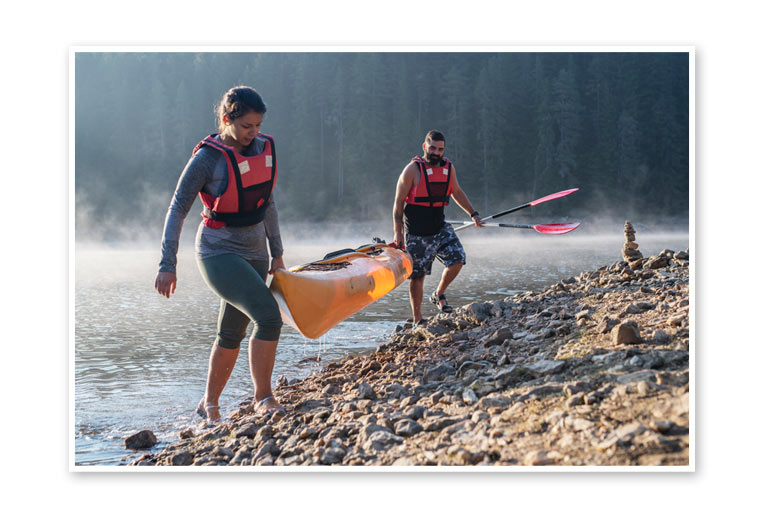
[
  {"left": 434, "top": 262, "right": 463, "bottom": 309},
  {"left": 432, "top": 224, "right": 467, "bottom": 310},
  {"left": 409, "top": 275, "right": 425, "bottom": 322},
  {"left": 406, "top": 232, "right": 435, "bottom": 324}
]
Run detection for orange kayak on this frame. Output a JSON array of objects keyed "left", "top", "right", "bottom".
[{"left": 269, "top": 244, "right": 413, "bottom": 339}]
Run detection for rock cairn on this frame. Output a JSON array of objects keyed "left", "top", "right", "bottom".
[{"left": 622, "top": 221, "right": 643, "bottom": 268}]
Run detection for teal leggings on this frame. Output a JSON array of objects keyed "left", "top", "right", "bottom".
[{"left": 197, "top": 253, "right": 282, "bottom": 347}]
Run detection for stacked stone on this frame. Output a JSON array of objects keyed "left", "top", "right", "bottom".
[{"left": 622, "top": 221, "right": 643, "bottom": 268}]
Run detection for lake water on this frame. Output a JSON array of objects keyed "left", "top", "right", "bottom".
[{"left": 73, "top": 230, "right": 688, "bottom": 465}]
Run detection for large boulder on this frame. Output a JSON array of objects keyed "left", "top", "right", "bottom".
[
  {"left": 483, "top": 326, "right": 513, "bottom": 347},
  {"left": 463, "top": 302, "right": 493, "bottom": 325},
  {"left": 125, "top": 430, "right": 157, "bottom": 450},
  {"left": 612, "top": 321, "right": 642, "bottom": 345},
  {"left": 422, "top": 363, "right": 457, "bottom": 383}
]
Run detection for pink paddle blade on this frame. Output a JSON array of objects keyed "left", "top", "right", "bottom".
[
  {"left": 532, "top": 222, "right": 581, "bottom": 235},
  {"left": 529, "top": 188, "right": 579, "bottom": 207}
]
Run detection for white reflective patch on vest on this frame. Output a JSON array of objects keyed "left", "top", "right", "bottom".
[
  {"left": 238, "top": 160, "right": 251, "bottom": 174},
  {"left": 443, "top": 168, "right": 449, "bottom": 175},
  {"left": 265, "top": 156, "right": 273, "bottom": 168},
  {"left": 426, "top": 168, "right": 433, "bottom": 175}
]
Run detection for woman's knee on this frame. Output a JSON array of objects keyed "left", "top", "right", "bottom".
[
  {"left": 252, "top": 305, "right": 283, "bottom": 341},
  {"left": 216, "top": 329, "right": 247, "bottom": 349},
  {"left": 253, "top": 326, "right": 281, "bottom": 342},
  {"left": 253, "top": 319, "right": 282, "bottom": 341}
]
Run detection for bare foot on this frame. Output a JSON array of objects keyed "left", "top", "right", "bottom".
[
  {"left": 197, "top": 398, "right": 221, "bottom": 422},
  {"left": 255, "top": 395, "right": 286, "bottom": 417}
]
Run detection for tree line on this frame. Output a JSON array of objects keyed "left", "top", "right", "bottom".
[{"left": 75, "top": 51, "right": 689, "bottom": 239}]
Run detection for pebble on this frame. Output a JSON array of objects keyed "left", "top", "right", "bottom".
[
  {"left": 597, "top": 316, "right": 620, "bottom": 334},
  {"left": 357, "top": 381, "right": 377, "bottom": 400},
  {"left": 394, "top": 419, "right": 424, "bottom": 437},
  {"left": 423, "top": 364, "right": 456, "bottom": 383},
  {"left": 212, "top": 446, "right": 234, "bottom": 459},
  {"left": 652, "top": 329, "right": 671, "bottom": 344},
  {"left": 170, "top": 450, "right": 194, "bottom": 466},
  {"left": 566, "top": 417, "right": 594, "bottom": 431},
  {"left": 462, "top": 388, "right": 479, "bottom": 404},
  {"left": 424, "top": 416, "right": 462, "bottom": 432},
  {"left": 637, "top": 380, "right": 652, "bottom": 396},
  {"left": 526, "top": 359, "right": 565, "bottom": 376},
  {"left": 667, "top": 315, "right": 686, "bottom": 326},
  {"left": 403, "top": 405, "right": 426, "bottom": 420},
  {"left": 363, "top": 430, "right": 404, "bottom": 451},
  {"left": 615, "top": 423, "right": 647, "bottom": 442},
  {"left": 650, "top": 421, "right": 673, "bottom": 434},
  {"left": 320, "top": 447, "right": 346, "bottom": 464},
  {"left": 454, "top": 448, "right": 484, "bottom": 465},
  {"left": 484, "top": 327, "right": 513, "bottom": 347},
  {"left": 524, "top": 450, "right": 560, "bottom": 466},
  {"left": 478, "top": 395, "right": 513, "bottom": 410}
]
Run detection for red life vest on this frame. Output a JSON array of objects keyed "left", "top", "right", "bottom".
[
  {"left": 193, "top": 133, "right": 277, "bottom": 228},
  {"left": 404, "top": 156, "right": 453, "bottom": 207}
]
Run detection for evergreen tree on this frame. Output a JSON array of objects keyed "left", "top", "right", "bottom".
[{"left": 551, "top": 64, "right": 583, "bottom": 192}]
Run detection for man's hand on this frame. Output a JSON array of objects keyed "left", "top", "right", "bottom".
[
  {"left": 393, "top": 231, "right": 405, "bottom": 250},
  {"left": 472, "top": 214, "right": 485, "bottom": 228}
]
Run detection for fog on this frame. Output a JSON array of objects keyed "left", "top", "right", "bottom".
[{"left": 75, "top": 210, "right": 689, "bottom": 261}]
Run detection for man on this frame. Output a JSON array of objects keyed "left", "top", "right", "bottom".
[{"left": 393, "top": 130, "right": 483, "bottom": 325}]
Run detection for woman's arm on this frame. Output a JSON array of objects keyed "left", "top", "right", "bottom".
[
  {"left": 263, "top": 195, "right": 285, "bottom": 274},
  {"left": 156, "top": 151, "right": 215, "bottom": 296}
]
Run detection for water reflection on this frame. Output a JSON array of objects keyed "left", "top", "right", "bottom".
[{"left": 74, "top": 233, "right": 688, "bottom": 465}]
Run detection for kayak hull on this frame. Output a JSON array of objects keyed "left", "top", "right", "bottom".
[{"left": 269, "top": 244, "right": 412, "bottom": 339}]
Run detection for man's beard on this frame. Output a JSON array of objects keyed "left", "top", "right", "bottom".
[{"left": 426, "top": 153, "right": 442, "bottom": 165}]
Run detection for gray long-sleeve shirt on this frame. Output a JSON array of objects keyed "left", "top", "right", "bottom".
[{"left": 159, "top": 134, "right": 284, "bottom": 273}]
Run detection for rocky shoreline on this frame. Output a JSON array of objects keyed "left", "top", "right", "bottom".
[{"left": 130, "top": 242, "right": 690, "bottom": 467}]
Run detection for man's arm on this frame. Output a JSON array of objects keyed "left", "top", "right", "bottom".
[
  {"left": 449, "top": 167, "right": 484, "bottom": 227},
  {"left": 393, "top": 162, "right": 417, "bottom": 248}
]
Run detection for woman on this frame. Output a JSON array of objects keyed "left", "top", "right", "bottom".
[{"left": 155, "top": 86, "right": 285, "bottom": 421}]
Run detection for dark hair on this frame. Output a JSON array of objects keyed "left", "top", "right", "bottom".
[
  {"left": 425, "top": 130, "right": 445, "bottom": 143},
  {"left": 216, "top": 86, "right": 267, "bottom": 133}
]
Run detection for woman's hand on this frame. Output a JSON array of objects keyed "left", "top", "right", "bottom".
[
  {"left": 269, "top": 256, "right": 286, "bottom": 275},
  {"left": 155, "top": 271, "right": 177, "bottom": 298}
]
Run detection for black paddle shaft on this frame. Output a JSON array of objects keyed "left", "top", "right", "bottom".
[{"left": 488, "top": 203, "right": 530, "bottom": 220}]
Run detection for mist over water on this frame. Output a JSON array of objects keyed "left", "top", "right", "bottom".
[{"left": 74, "top": 227, "right": 688, "bottom": 465}]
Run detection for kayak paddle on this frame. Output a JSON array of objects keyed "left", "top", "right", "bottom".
[
  {"left": 454, "top": 188, "right": 579, "bottom": 232},
  {"left": 447, "top": 221, "right": 581, "bottom": 235}
]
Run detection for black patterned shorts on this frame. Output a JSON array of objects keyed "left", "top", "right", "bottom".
[{"left": 406, "top": 223, "right": 466, "bottom": 279}]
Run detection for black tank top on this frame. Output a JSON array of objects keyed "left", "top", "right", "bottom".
[{"left": 404, "top": 203, "right": 445, "bottom": 236}]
